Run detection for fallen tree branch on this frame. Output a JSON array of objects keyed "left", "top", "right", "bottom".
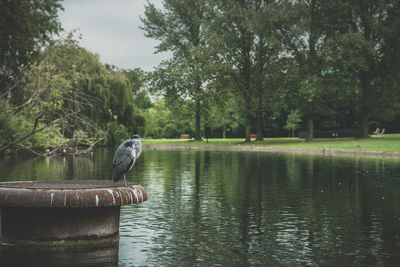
[{"left": 0, "top": 111, "right": 78, "bottom": 153}]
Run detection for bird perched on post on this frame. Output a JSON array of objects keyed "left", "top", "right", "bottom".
[{"left": 112, "top": 135, "right": 143, "bottom": 186}]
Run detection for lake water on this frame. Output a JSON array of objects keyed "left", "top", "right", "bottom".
[{"left": 0, "top": 148, "right": 400, "bottom": 266}]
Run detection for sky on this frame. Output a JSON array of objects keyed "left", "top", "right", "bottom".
[{"left": 58, "top": 0, "right": 170, "bottom": 72}]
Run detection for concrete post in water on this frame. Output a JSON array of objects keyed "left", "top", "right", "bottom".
[{"left": 0, "top": 180, "right": 147, "bottom": 246}]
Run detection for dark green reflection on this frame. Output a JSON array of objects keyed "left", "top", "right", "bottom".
[
  {"left": 120, "top": 150, "right": 400, "bottom": 266},
  {"left": 1, "top": 149, "right": 400, "bottom": 266}
]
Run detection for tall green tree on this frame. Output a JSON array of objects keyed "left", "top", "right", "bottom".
[
  {"left": 209, "top": 0, "right": 280, "bottom": 142},
  {"left": 0, "top": 0, "right": 63, "bottom": 97},
  {"left": 275, "top": 0, "right": 349, "bottom": 141},
  {"left": 141, "top": 0, "right": 209, "bottom": 140},
  {"left": 252, "top": 1, "right": 282, "bottom": 141},
  {"left": 332, "top": 0, "right": 400, "bottom": 138}
]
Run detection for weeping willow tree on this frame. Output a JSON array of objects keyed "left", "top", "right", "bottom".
[{"left": 0, "top": 36, "right": 144, "bottom": 155}]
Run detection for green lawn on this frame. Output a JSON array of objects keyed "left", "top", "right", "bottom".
[{"left": 144, "top": 134, "right": 400, "bottom": 153}]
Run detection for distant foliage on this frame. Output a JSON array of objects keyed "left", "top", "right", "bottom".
[{"left": 144, "top": 99, "right": 193, "bottom": 139}]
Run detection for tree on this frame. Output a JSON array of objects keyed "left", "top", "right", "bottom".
[
  {"left": 284, "top": 110, "right": 301, "bottom": 137},
  {"left": 141, "top": 0, "right": 209, "bottom": 140},
  {"left": 0, "top": 0, "right": 63, "bottom": 97},
  {"left": 0, "top": 37, "right": 144, "bottom": 154},
  {"left": 332, "top": 0, "right": 400, "bottom": 138},
  {"left": 208, "top": 0, "right": 281, "bottom": 142},
  {"left": 123, "top": 68, "right": 153, "bottom": 110},
  {"left": 205, "top": 94, "right": 241, "bottom": 138},
  {"left": 252, "top": 2, "right": 282, "bottom": 141},
  {"left": 0, "top": 37, "right": 105, "bottom": 154},
  {"left": 274, "top": 0, "right": 350, "bottom": 141}
]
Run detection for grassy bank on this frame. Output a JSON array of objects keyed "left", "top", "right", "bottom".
[{"left": 144, "top": 134, "right": 400, "bottom": 153}]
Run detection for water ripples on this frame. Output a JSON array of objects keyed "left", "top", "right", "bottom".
[{"left": 1, "top": 149, "right": 400, "bottom": 266}]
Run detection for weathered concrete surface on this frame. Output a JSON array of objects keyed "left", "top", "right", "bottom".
[
  {"left": 1, "top": 207, "right": 120, "bottom": 243},
  {"left": 0, "top": 180, "right": 147, "bottom": 208},
  {"left": 0, "top": 180, "right": 148, "bottom": 246},
  {"left": 143, "top": 143, "right": 400, "bottom": 158}
]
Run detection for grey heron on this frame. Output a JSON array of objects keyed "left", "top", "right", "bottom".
[{"left": 112, "top": 135, "right": 143, "bottom": 186}]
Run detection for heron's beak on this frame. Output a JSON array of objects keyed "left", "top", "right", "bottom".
[{"left": 139, "top": 138, "right": 146, "bottom": 141}]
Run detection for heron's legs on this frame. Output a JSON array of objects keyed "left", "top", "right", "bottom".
[{"left": 124, "top": 174, "right": 127, "bottom": 186}]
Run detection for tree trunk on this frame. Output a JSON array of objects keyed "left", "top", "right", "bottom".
[
  {"left": 243, "top": 88, "right": 252, "bottom": 143},
  {"left": 222, "top": 125, "right": 226, "bottom": 139},
  {"left": 359, "top": 73, "right": 370, "bottom": 138},
  {"left": 194, "top": 97, "right": 201, "bottom": 140},
  {"left": 306, "top": 116, "right": 314, "bottom": 142},
  {"left": 360, "top": 109, "right": 369, "bottom": 138},
  {"left": 245, "top": 118, "right": 251, "bottom": 143},
  {"left": 256, "top": 103, "right": 264, "bottom": 141}
]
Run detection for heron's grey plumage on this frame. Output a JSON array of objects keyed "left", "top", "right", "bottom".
[{"left": 112, "top": 135, "right": 143, "bottom": 185}]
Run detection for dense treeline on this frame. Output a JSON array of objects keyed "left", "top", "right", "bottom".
[
  {"left": 1, "top": 0, "right": 400, "bottom": 154},
  {"left": 142, "top": 0, "right": 400, "bottom": 141}
]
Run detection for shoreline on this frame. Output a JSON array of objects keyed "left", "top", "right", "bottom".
[{"left": 143, "top": 144, "right": 400, "bottom": 158}]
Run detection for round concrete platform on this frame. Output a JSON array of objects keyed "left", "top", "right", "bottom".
[
  {"left": 0, "top": 180, "right": 148, "bottom": 246},
  {"left": 0, "top": 180, "right": 147, "bottom": 208}
]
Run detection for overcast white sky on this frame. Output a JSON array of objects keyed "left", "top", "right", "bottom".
[{"left": 58, "top": 0, "right": 170, "bottom": 72}]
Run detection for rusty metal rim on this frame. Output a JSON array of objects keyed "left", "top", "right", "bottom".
[{"left": 0, "top": 180, "right": 148, "bottom": 208}]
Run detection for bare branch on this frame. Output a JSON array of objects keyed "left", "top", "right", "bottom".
[{"left": 0, "top": 111, "right": 78, "bottom": 152}]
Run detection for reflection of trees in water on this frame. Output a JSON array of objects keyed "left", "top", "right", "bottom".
[
  {"left": 64, "top": 156, "right": 95, "bottom": 180},
  {"left": 0, "top": 246, "right": 118, "bottom": 267},
  {"left": 305, "top": 155, "right": 314, "bottom": 186},
  {"left": 1, "top": 149, "right": 399, "bottom": 265},
  {"left": 0, "top": 153, "right": 97, "bottom": 181}
]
